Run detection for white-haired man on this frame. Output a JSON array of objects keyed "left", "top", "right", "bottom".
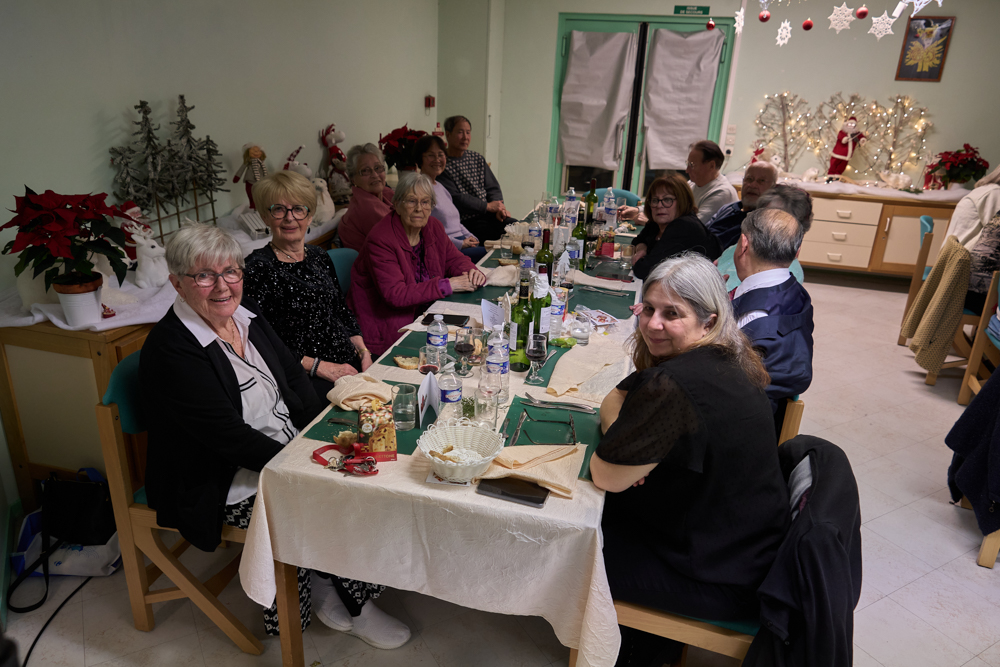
[{"left": 703, "top": 161, "right": 779, "bottom": 259}]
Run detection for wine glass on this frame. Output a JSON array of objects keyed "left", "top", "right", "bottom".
[
  {"left": 454, "top": 327, "right": 475, "bottom": 377},
  {"left": 524, "top": 334, "right": 548, "bottom": 386}
]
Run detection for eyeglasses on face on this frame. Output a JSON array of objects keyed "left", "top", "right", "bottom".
[
  {"left": 403, "top": 198, "right": 433, "bottom": 210},
  {"left": 649, "top": 197, "right": 677, "bottom": 208},
  {"left": 268, "top": 204, "right": 310, "bottom": 220},
  {"left": 358, "top": 165, "right": 386, "bottom": 178},
  {"left": 184, "top": 268, "right": 244, "bottom": 287}
]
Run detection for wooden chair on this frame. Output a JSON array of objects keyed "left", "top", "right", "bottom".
[
  {"left": 958, "top": 271, "right": 1000, "bottom": 405},
  {"left": 898, "top": 215, "right": 936, "bottom": 346},
  {"left": 778, "top": 397, "right": 805, "bottom": 445},
  {"left": 95, "top": 351, "right": 263, "bottom": 655},
  {"left": 959, "top": 496, "right": 1000, "bottom": 569}
]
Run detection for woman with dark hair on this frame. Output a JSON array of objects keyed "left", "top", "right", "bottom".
[
  {"left": 414, "top": 134, "right": 486, "bottom": 261},
  {"left": 591, "top": 253, "right": 789, "bottom": 666},
  {"left": 629, "top": 173, "right": 713, "bottom": 280}
]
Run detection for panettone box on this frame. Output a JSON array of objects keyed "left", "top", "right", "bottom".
[{"left": 358, "top": 399, "right": 397, "bottom": 461}]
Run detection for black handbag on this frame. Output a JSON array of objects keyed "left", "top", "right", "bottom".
[{"left": 6, "top": 468, "right": 117, "bottom": 613}]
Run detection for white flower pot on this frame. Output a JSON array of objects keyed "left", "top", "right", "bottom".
[{"left": 53, "top": 276, "right": 104, "bottom": 328}]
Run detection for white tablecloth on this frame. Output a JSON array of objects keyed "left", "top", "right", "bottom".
[{"left": 239, "top": 409, "right": 619, "bottom": 667}]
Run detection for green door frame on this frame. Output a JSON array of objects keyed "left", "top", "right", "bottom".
[{"left": 546, "top": 13, "right": 736, "bottom": 198}]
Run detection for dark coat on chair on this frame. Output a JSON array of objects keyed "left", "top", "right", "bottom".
[
  {"left": 732, "top": 277, "right": 814, "bottom": 412},
  {"left": 742, "top": 435, "right": 862, "bottom": 667},
  {"left": 140, "top": 298, "right": 324, "bottom": 552},
  {"left": 946, "top": 368, "right": 1000, "bottom": 536}
]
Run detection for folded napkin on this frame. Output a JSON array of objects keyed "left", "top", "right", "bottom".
[
  {"left": 477, "top": 444, "right": 585, "bottom": 498},
  {"left": 326, "top": 373, "right": 393, "bottom": 411},
  {"left": 566, "top": 269, "right": 635, "bottom": 290},
  {"left": 546, "top": 335, "right": 623, "bottom": 397},
  {"left": 486, "top": 265, "right": 518, "bottom": 287}
]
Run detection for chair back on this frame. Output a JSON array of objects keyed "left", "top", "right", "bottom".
[
  {"left": 594, "top": 188, "right": 640, "bottom": 207},
  {"left": 103, "top": 351, "right": 144, "bottom": 435},
  {"left": 327, "top": 247, "right": 359, "bottom": 295},
  {"left": 715, "top": 245, "right": 805, "bottom": 293},
  {"left": 919, "top": 215, "right": 934, "bottom": 244}
]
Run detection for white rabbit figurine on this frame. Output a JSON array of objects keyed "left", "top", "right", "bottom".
[{"left": 125, "top": 223, "right": 169, "bottom": 289}]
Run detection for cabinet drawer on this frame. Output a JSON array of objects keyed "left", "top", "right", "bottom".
[
  {"left": 806, "top": 220, "right": 877, "bottom": 248},
  {"left": 812, "top": 198, "right": 882, "bottom": 225},
  {"left": 799, "top": 240, "right": 873, "bottom": 268}
]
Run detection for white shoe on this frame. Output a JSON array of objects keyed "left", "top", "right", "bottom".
[
  {"left": 311, "top": 572, "right": 353, "bottom": 632},
  {"left": 347, "top": 602, "right": 411, "bottom": 649}
]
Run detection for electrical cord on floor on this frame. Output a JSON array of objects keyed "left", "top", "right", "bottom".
[{"left": 22, "top": 577, "right": 91, "bottom": 667}]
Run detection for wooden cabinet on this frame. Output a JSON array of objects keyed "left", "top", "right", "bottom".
[
  {"left": 869, "top": 204, "right": 951, "bottom": 274},
  {"left": 0, "top": 322, "right": 151, "bottom": 509}
]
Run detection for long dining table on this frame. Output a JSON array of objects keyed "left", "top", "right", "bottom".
[{"left": 238, "top": 248, "right": 642, "bottom": 667}]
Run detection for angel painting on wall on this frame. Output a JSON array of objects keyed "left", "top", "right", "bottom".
[{"left": 896, "top": 16, "right": 955, "bottom": 82}]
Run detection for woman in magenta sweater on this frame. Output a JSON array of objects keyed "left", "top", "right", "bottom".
[{"left": 349, "top": 172, "right": 486, "bottom": 356}]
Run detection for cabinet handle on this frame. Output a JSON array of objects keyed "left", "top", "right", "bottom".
[
  {"left": 836, "top": 210, "right": 852, "bottom": 219},
  {"left": 827, "top": 253, "right": 843, "bottom": 262},
  {"left": 884, "top": 217, "right": 892, "bottom": 233},
  {"left": 832, "top": 232, "right": 848, "bottom": 241}
]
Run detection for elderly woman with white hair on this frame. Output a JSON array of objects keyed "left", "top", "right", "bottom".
[
  {"left": 349, "top": 172, "right": 486, "bottom": 356},
  {"left": 140, "top": 224, "right": 411, "bottom": 648},
  {"left": 591, "top": 253, "right": 789, "bottom": 665},
  {"left": 338, "top": 143, "right": 395, "bottom": 251}
]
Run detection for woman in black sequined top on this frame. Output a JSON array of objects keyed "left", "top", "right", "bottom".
[{"left": 245, "top": 171, "right": 372, "bottom": 397}]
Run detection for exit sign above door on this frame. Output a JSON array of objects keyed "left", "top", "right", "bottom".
[{"left": 673, "top": 5, "right": 710, "bottom": 15}]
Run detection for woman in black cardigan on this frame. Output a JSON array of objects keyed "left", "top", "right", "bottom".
[
  {"left": 591, "top": 254, "right": 790, "bottom": 666},
  {"left": 626, "top": 173, "right": 713, "bottom": 280},
  {"left": 140, "top": 224, "right": 411, "bottom": 648}
]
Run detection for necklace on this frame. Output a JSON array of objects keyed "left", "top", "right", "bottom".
[
  {"left": 270, "top": 242, "right": 303, "bottom": 262},
  {"left": 218, "top": 318, "right": 244, "bottom": 356}
]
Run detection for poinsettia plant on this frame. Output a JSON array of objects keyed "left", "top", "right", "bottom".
[
  {"left": 925, "top": 144, "right": 990, "bottom": 189},
  {"left": 378, "top": 124, "right": 427, "bottom": 171},
  {"left": 1, "top": 187, "right": 133, "bottom": 289}
]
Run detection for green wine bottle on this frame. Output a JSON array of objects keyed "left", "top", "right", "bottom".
[
  {"left": 509, "top": 277, "right": 532, "bottom": 372},
  {"left": 532, "top": 270, "right": 552, "bottom": 338},
  {"left": 584, "top": 178, "right": 598, "bottom": 224},
  {"left": 536, "top": 228, "right": 554, "bottom": 279}
]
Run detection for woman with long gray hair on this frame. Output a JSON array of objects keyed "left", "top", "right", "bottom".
[{"left": 590, "top": 253, "right": 788, "bottom": 665}]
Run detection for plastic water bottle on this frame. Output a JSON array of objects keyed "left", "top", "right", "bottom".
[
  {"left": 519, "top": 246, "right": 536, "bottom": 275},
  {"left": 562, "top": 197, "right": 580, "bottom": 230},
  {"left": 436, "top": 363, "right": 463, "bottom": 423},
  {"left": 527, "top": 212, "right": 542, "bottom": 244},
  {"left": 487, "top": 324, "right": 510, "bottom": 403},
  {"left": 603, "top": 191, "right": 617, "bottom": 226},
  {"left": 547, "top": 197, "right": 561, "bottom": 226},
  {"left": 427, "top": 314, "right": 448, "bottom": 348}
]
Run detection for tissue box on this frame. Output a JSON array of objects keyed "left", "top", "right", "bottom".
[{"left": 358, "top": 399, "right": 397, "bottom": 461}]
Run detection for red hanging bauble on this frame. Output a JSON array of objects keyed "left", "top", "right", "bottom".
[
  {"left": 707, "top": 17, "right": 716, "bottom": 30},
  {"left": 759, "top": 10, "right": 771, "bottom": 22},
  {"left": 856, "top": 6, "right": 869, "bottom": 19},
  {"left": 803, "top": 18, "right": 814, "bottom": 30}
]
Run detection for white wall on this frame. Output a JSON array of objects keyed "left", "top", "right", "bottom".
[
  {"left": 496, "top": 0, "right": 998, "bottom": 216},
  {"left": 438, "top": 0, "right": 490, "bottom": 154},
  {"left": 0, "top": 0, "right": 439, "bottom": 291}
]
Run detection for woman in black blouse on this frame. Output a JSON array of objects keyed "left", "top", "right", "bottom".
[
  {"left": 628, "top": 173, "right": 713, "bottom": 280},
  {"left": 591, "top": 253, "right": 789, "bottom": 666},
  {"left": 244, "top": 171, "right": 373, "bottom": 397}
]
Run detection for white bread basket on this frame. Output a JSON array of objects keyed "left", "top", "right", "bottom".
[{"left": 416, "top": 418, "right": 505, "bottom": 483}]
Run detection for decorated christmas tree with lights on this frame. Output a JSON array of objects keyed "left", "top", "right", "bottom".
[{"left": 753, "top": 91, "right": 816, "bottom": 173}]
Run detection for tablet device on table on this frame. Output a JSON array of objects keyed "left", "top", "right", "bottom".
[
  {"left": 421, "top": 313, "right": 470, "bottom": 327},
  {"left": 476, "top": 478, "right": 550, "bottom": 508}
]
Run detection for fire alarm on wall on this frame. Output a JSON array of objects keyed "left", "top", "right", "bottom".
[{"left": 424, "top": 95, "right": 435, "bottom": 109}]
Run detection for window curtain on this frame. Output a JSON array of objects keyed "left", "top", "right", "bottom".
[
  {"left": 557, "top": 31, "right": 637, "bottom": 171},
  {"left": 642, "top": 29, "right": 725, "bottom": 170}
]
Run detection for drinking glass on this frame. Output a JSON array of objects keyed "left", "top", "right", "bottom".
[
  {"left": 419, "top": 345, "right": 443, "bottom": 375},
  {"left": 500, "top": 234, "right": 514, "bottom": 260},
  {"left": 524, "top": 334, "right": 548, "bottom": 386},
  {"left": 618, "top": 244, "right": 635, "bottom": 280},
  {"left": 569, "top": 319, "right": 591, "bottom": 346},
  {"left": 467, "top": 328, "right": 487, "bottom": 366},
  {"left": 616, "top": 197, "right": 627, "bottom": 224},
  {"left": 454, "top": 327, "right": 475, "bottom": 377},
  {"left": 474, "top": 388, "right": 499, "bottom": 429},
  {"left": 391, "top": 384, "right": 417, "bottom": 431}
]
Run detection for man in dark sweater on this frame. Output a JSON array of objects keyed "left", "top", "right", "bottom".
[
  {"left": 732, "top": 206, "right": 814, "bottom": 420},
  {"left": 704, "top": 160, "right": 779, "bottom": 259}
]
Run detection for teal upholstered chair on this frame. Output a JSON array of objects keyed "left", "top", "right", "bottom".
[
  {"left": 327, "top": 247, "right": 359, "bottom": 295},
  {"left": 96, "top": 351, "right": 263, "bottom": 655},
  {"left": 715, "top": 244, "right": 805, "bottom": 293}
]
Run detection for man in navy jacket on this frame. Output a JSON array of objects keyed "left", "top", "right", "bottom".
[{"left": 732, "top": 205, "right": 814, "bottom": 423}]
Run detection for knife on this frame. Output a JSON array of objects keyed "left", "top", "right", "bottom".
[{"left": 508, "top": 411, "right": 528, "bottom": 447}]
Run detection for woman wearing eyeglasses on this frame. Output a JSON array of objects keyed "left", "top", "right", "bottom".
[
  {"left": 141, "top": 223, "right": 412, "bottom": 648},
  {"left": 338, "top": 143, "right": 394, "bottom": 251},
  {"left": 629, "top": 173, "right": 714, "bottom": 281},
  {"left": 243, "top": 171, "right": 372, "bottom": 398},
  {"left": 349, "top": 172, "right": 486, "bottom": 356}
]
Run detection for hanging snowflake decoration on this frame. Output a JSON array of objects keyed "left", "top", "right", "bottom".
[
  {"left": 828, "top": 3, "right": 856, "bottom": 33},
  {"left": 735, "top": 7, "right": 745, "bottom": 35},
  {"left": 869, "top": 11, "right": 897, "bottom": 41},
  {"left": 893, "top": 0, "right": 943, "bottom": 18},
  {"left": 776, "top": 20, "right": 792, "bottom": 46}
]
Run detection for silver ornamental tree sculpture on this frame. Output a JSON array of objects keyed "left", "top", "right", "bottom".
[{"left": 753, "top": 91, "right": 816, "bottom": 173}]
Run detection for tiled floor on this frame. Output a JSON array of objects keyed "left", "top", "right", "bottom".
[{"left": 4, "top": 271, "right": 995, "bottom": 666}]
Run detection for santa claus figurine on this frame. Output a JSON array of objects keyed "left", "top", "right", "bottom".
[{"left": 828, "top": 117, "right": 866, "bottom": 177}]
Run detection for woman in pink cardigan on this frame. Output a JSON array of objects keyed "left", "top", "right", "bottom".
[
  {"left": 338, "top": 143, "right": 394, "bottom": 251},
  {"left": 349, "top": 172, "right": 486, "bottom": 356}
]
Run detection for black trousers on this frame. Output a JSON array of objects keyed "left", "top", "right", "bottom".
[
  {"left": 603, "top": 526, "right": 759, "bottom": 667},
  {"left": 463, "top": 213, "right": 519, "bottom": 242}
]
